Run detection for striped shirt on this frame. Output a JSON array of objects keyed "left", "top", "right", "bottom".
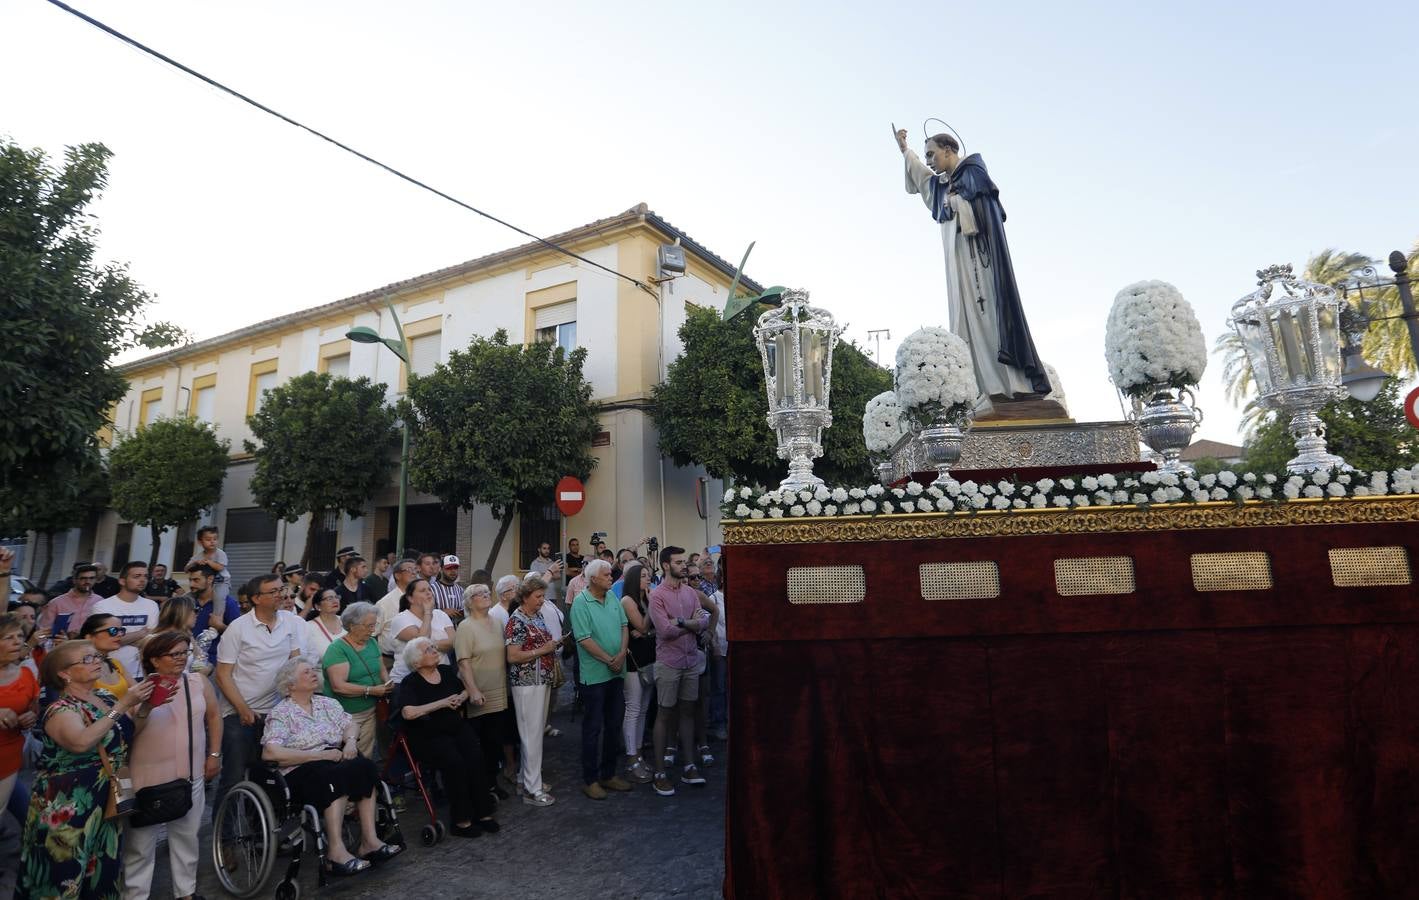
[{"left": 429, "top": 577, "right": 463, "bottom": 615}]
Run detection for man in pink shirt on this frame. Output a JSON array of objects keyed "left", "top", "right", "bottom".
[
  {"left": 38, "top": 563, "right": 99, "bottom": 637},
  {"left": 647, "top": 545, "right": 711, "bottom": 797}
]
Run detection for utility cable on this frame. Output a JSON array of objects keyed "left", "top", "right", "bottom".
[{"left": 43, "top": 0, "right": 650, "bottom": 292}]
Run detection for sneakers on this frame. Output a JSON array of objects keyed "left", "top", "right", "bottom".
[
  {"left": 626, "top": 758, "right": 654, "bottom": 783},
  {"left": 582, "top": 782, "right": 608, "bottom": 801},
  {"left": 600, "top": 775, "right": 633, "bottom": 792},
  {"left": 698, "top": 745, "right": 715, "bottom": 767},
  {"left": 681, "top": 764, "right": 707, "bottom": 786},
  {"left": 652, "top": 773, "right": 676, "bottom": 796},
  {"left": 521, "top": 790, "right": 556, "bottom": 807}
]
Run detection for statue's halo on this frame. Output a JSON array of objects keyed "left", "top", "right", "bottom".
[{"left": 922, "top": 118, "right": 966, "bottom": 155}]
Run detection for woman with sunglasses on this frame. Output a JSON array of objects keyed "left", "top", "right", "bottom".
[
  {"left": 122, "top": 631, "right": 222, "bottom": 900},
  {"left": 80, "top": 613, "right": 133, "bottom": 701},
  {"left": 19, "top": 639, "right": 163, "bottom": 899}
]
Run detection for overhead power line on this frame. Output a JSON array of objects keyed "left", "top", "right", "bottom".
[{"left": 43, "top": 0, "right": 649, "bottom": 291}]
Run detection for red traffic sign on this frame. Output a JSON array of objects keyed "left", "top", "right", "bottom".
[
  {"left": 555, "top": 476, "right": 586, "bottom": 517},
  {"left": 1406, "top": 387, "right": 1419, "bottom": 430}
]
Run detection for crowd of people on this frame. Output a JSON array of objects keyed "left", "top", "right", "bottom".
[{"left": 0, "top": 533, "right": 727, "bottom": 898}]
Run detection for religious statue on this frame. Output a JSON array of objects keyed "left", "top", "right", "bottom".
[{"left": 896, "top": 126, "right": 1051, "bottom": 403}]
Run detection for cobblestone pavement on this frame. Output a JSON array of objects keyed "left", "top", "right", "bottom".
[{"left": 149, "top": 702, "right": 727, "bottom": 899}]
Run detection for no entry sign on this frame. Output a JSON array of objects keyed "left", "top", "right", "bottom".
[
  {"left": 1406, "top": 387, "right": 1419, "bottom": 430},
  {"left": 556, "top": 476, "right": 586, "bottom": 516}
]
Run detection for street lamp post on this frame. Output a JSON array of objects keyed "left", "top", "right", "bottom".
[{"left": 347, "top": 300, "right": 411, "bottom": 559}]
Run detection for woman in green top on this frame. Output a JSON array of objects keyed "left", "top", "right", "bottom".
[{"left": 321, "top": 601, "right": 392, "bottom": 758}]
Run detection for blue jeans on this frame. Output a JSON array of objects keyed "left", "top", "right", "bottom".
[
  {"left": 709, "top": 653, "right": 728, "bottom": 731},
  {"left": 579, "top": 678, "right": 625, "bottom": 785},
  {"left": 213, "top": 713, "right": 263, "bottom": 831}
]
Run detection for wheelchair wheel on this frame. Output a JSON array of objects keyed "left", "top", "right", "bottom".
[
  {"left": 274, "top": 881, "right": 301, "bottom": 900},
  {"left": 212, "top": 781, "right": 280, "bottom": 898},
  {"left": 420, "top": 823, "right": 438, "bottom": 846}
]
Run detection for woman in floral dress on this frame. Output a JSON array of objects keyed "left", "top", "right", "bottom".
[{"left": 19, "top": 639, "right": 159, "bottom": 900}]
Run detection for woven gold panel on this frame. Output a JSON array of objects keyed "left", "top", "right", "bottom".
[
  {"left": 1190, "top": 552, "right": 1273, "bottom": 592},
  {"left": 1328, "top": 546, "right": 1412, "bottom": 587},
  {"left": 786, "top": 565, "right": 866, "bottom": 605},
  {"left": 1054, "top": 556, "right": 1135, "bottom": 596},
  {"left": 919, "top": 561, "right": 1001, "bottom": 601}
]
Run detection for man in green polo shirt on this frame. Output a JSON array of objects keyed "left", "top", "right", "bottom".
[{"left": 570, "top": 558, "right": 631, "bottom": 800}]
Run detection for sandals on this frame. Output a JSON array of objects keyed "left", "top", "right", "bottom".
[
  {"left": 361, "top": 843, "right": 404, "bottom": 863},
  {"left": 326, "top": 858, "right": 370, "bottom": 877}
]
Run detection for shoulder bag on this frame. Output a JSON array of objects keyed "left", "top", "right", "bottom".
[{"left": 129, "top": 676, "right": 195, "bottom": 827}]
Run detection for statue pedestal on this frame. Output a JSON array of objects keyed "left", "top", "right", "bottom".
[{"left": 888, "top": 417, "right": 1141, "bottom": 482}]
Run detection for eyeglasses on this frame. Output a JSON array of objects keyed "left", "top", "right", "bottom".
[
  {"left": 255, "top": 588, "right": 281, "bottom": 597},
  {"left": 420, "top": 645, "right": 441, "bottom": 654},
  {"left": 100, "top": 626, "right": 127, "bottom": 637},
  {"left": 70, "top": 653, "right": 103, "bottom": 666},
  {"left": 160, "top": 649, "right": 192, "bottom": 660}
]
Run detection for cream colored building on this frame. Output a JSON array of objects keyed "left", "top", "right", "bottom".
[{"left": 22, "top": 205, "right": 756, "bottom": 585}]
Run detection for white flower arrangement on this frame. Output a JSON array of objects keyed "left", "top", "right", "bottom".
[
  {"left": 720, "top": 464, "right": 1419, "bottom": 521},
  {"left": 894, "top": 327, "right": 978, "bottom": 429},
  {"left": 1104, "top": 280, "right": 1208, "bottom": 398},
  {"left": 862, "top": 390, "right": 909, "bottom": 455}
]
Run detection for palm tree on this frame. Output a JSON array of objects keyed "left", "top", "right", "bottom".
[{"left": 1214, "top": 248, "right": 1387, "bottom": 436}]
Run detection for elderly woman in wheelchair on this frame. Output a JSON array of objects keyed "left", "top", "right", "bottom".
[{"left": 262, "top": 656, "right": 404, "bottom": 876}]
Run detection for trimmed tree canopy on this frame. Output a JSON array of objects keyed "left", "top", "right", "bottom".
[
  {"left": 108, "top": 417, "right": 229, "bottom": 567},
  {"left": 652, "top": 304, "right": 892, "bottom": 486},
  {"left": 244, "top": 372, "right": 400, "bottom": 566},
  {"left": 403, "top": 329, "right": 599, "bottom": 573}
]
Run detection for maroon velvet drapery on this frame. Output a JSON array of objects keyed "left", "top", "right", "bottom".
[{"left": 723, "top": 517, "right": 1419, "bottom": 899}]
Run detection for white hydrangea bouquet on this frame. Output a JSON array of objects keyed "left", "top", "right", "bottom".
[
  {"left": 1104, "top": 280, "right": 1208, "bottom": 398},
  {"left": 862, "top": 390, "right": 908, "bottom": 458},
  {"left": 895, "top": 327, "right": 978, "bottom": 429},
  {"left": 723, "top": 466, "right": 1419, "bottom": 521}
]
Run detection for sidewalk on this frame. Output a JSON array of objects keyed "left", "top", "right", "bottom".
[{"left": 151, "top": 702, "right": 727, "bottom": 899}]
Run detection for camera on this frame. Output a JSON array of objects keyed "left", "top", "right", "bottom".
[
  {"left": 590, "top": 531, "right": 607, "bottom": 545},
  {"left": 647, "top": 536, "right": 659, "bottom": 555}
]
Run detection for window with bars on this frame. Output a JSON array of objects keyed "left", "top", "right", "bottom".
[{"left": 518, "top": 503, "right": 561, "bottom": 571}]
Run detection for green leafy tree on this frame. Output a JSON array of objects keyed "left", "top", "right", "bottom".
[
  {"left": 652, "top": 304, "right": 892, "bottom": 486},
  {"left": 245, "top": 373, "right": 400, "bottom": 567},
  {"left": 1190, "top": 456, "right": 1226, "bottom": 476},
  {"left": 108, "top": 418, "right": 229, "bottom": 568},
  {"left": 402, "top": 330, "right": 599, "bottom": 573},
  {"left": 1243, "top": 378, "right": 1419, "bottom": 474},
  {"left": 0, "top": 451, "right": 109, "bottom": 588},
  {"left": 0, "top": 139, "right": 187, "bottom": 523}
]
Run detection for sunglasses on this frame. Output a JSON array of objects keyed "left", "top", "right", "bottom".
[{"left": 100, "top": 626, "right": 127, "bottom": 637}]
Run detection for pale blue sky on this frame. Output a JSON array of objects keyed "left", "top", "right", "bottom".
[{"left": 4, "top": 0, "right": 1416, "bottom": 444}]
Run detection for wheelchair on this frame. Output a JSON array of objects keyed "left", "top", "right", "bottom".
[{"left": 211, "top": 761, "right": 403, "bottom": 899}]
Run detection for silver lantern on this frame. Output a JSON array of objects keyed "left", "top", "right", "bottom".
[
  {"left": 1229, "top": 264, "right": 1348, "bottom": 473},
  {"left": 754, "top": 289, "right": 843, "bottom": 491}
]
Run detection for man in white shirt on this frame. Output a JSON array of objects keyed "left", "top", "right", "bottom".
[
  {"left": 213, "top": 573, "right": 303, "bottom": 822},
  {"left": 81, "top": 561, "right": 159, "bottom": 680},
  {"left": 375, "top": 560, "right": 418, "bottom": 659}
]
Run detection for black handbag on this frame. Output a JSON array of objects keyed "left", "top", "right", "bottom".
[{"left": 130, "top": 675, "right": 195, "bottom": 828}]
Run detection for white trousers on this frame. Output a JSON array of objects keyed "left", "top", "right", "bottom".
[
  {"left": 122, "top": 779, "right": 205, "bottom": 899},
  {"left": 511, "top": 684, "right": 549, "bottom": 794},
  {"left": 622, "top": 664, "right": 655, "bottom": 756}
]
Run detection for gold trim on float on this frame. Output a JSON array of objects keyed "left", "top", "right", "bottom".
[{"left": 720, "top": 497, "right": 1419, "bottom": 545}]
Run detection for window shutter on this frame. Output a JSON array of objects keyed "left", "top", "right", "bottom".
[
  {"left": 534, "top": 300, "right": 576, "bottom": 330},
  {"left": 409, "top": 333, "right": 441, "bottom": 376}
]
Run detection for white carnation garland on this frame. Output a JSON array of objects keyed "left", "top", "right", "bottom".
[
  {"left": 1104, "top": 280, "right": 1208, "bottom": 398},
  {"left": 894, "top": 327, "right": 978, "bottom": 429},
  {"left": 722, "top": 466, "right": 1419, "bottom": 520}
]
